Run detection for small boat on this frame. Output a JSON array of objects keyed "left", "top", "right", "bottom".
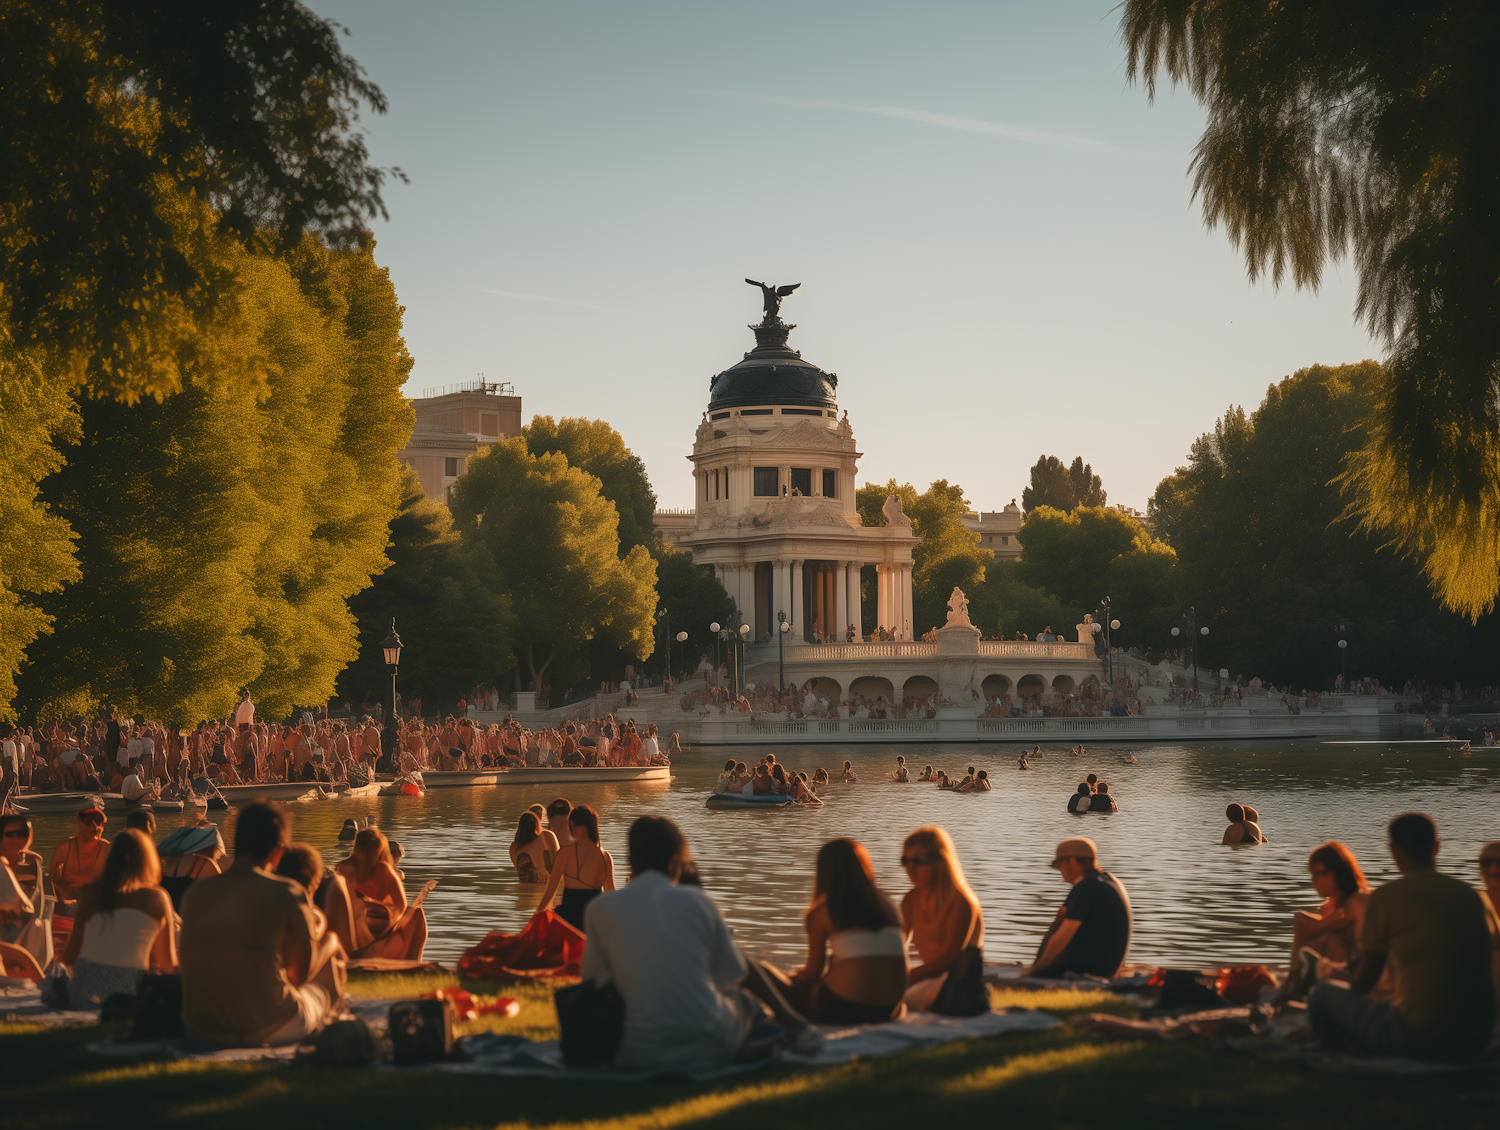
[
  {"left": 705, "top": 792, "right": 794, "bottom": 810},
  {"left": 215, "top": 782, "right": 322, "bottom": 804},
  {"left": 151, "top": 799, "right": 186, "bottom": 811},
  {"left": 11, "top": 790, "right": 129, "bottom": 814},
  {"left": 418, "top": 765, "right": 672, "bottom": 788}
]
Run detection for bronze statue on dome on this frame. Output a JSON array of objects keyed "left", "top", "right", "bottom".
[{"left": 745, "top": 279, "right": 800, "bottom": 321}]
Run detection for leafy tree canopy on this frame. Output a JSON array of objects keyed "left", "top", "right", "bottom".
[
  {"left": 1121, "top": 0, "right": 1500, "bottom": 619},
  {"left": 338, "top": 465, "right": 515, "bottom": 712},
  {"left": 2, "top": 0, "right": 399, "bottom": 402},
  {"left": 1021, "top": 455, "right": 1106, "bottom": 513},
  {"left": 450, "top": 438, "right": 658, "bottom": 692},
  {"left": 652, "top": 548, "right": 735, "bottom": 678},
  {"left": 1148, "top": 362, "right": 1496, "bottom": 687},
  {"left": 521, "top": 416, "right": 660, "bottom": 557}
]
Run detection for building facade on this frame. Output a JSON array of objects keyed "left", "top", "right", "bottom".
[{"left": 397, "top": 381, "right": 523, "bottom": 502}]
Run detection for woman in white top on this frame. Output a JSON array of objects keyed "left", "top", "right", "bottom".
[
  {"left": 61, "top": 828, "right": 176, "bottom": 1004},
  {"left": 759, "top": 838, "right": 907, "bottom": 1023}
]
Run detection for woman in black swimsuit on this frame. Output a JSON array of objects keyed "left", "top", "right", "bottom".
[{"left": 533, "top": 804, "right": 615, "bottom": 931}]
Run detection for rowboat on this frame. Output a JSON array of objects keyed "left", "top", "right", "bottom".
[
  {"left": 316, "top": 782, "right": 382, "bottom": 800},
  {"left": 705, "top": 792, "right": 794, "bottom": 810},
  {"left": 11, "top": 790, "right": 129, "bottom": 814},
  {"left": 213, "top": 782, "right": 322, "bottom": 804}
]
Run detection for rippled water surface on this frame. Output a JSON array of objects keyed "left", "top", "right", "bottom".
[{"left": 24, "top": 742, "right": 1500, "bottom": 968}]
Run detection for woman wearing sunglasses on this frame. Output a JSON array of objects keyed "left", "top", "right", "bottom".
[{"left": 899, "top": 826, "right": 987, "bottom": 1015}]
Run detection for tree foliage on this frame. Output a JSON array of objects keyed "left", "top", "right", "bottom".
[
  {"left": 1021, "top": 455, "right": 1106, "bottom": 513},
  {"left": 1, "top": 0, "right": 399, "bottom": 402},
  {"left": 338, "top": 465, "right": 515, "bottom": 711},
  {"left": 1120, "top": 1, "right": 1500, "bottom": 619},
  {"left": 450, "top": 438, "right": 658, "bottom": 691},
  {"left": 19, "top": 239, "right": 414, "bottom": 723},
  {"left": 1149, "top": 362, "right": 1496, "bottom": 687},
  {"left": 521, "top": 416, "right": 660, "bottom": 557},
  {"left": 652, "top": 548, "right": 735, "bottom": 677},
  {"left": 0, "top": 337, "right": 81, "bottom": 721}
]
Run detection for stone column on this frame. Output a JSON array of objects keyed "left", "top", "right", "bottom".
[
  {"left": 876, "top": 564, "right": 890, "bottom": 633},
  {"left": 813, "top": 567, "right": 825, "bottom": 638},
  {"left": 773, "top": 559, "right": 788, "bottom": 626},
  {"left": 849, "top": 563, "right": 863, "bottom": 639},
  {"left": 901, "top": 563, "right": 914, "bottom": 639},
  {"left": 835, "top": 562, "right": 849, "bottom": 642},
  {"left": 790, "top": 559, "right": 803, "bottom": 641}
]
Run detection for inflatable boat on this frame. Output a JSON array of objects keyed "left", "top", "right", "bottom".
[{"left": 705, "top": 791, "right": 795, "bottom": 810}]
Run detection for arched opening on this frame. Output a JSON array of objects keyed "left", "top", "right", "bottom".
[
  {"left": 808, "top": 676, "right": 843, "bottom": 703},
  {"left": 1016, "top": 674, "right": 1046, "bottom": 697},
  {"left": 902, "top": 675, "right": 939, "bottom": 703},
  {"left": 981, "top": 674, "right": 1012, "bottom": 701},
  {"left": 1051, "top": 674, "right": 1076, "bottom": 695},
  {"left": 848, "top": 676, "right": 895, "bottom": 705}
]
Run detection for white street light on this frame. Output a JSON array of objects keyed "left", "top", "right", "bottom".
[
  {"left": 1110, "top": 619, "right": 1120, "bottom": 631},
  {"left": 1171, "top": 627, "right": 1180, "bottom": 637},
  {"left": 676, "top": 631, "right": 687, "bottom": 642},
  {"left": 709, "top": 622, "right": 720, "bottom": 633},
  {"left": 1200, "top": 626, "right": 1210, "bottom": 636}
]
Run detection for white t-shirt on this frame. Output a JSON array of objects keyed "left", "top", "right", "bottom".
[{"left": 121, "top": 773, "right": 150, "bottom": 802}]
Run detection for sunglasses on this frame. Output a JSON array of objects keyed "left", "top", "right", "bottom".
[
  {"left": 900, "top": 854, "right": 936, "bottom": 867},
  {"left": 3, "top": 828, "right": 32, "bottom": 838},
  {"left": 1481, "top": 858, "right": 1500, "bottom": 869}
]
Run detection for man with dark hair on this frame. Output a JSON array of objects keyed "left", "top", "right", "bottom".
[
  {"left": 579, "top": 816, "right": 787, "bottom": 1070},
  {"left": 1308, "top": 813, "right": 1495, "bottom": 1061},
  {"left": 180, "top": 802, "right": 345, "bottom": 1047}
]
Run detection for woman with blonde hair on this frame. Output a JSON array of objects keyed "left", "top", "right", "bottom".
[
  {"left": 335, "top": 828, "right": 426, "bottom": 959},
  {"left": 899, "top": 826, "right": 986, "bottom": 1015},
  {"left": 60, "top": 828, "right": 176, "bottom": 1003}
]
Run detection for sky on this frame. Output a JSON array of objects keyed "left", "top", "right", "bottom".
[{"left": 310, "top": 0, "right": 1378, "bottom": 512}]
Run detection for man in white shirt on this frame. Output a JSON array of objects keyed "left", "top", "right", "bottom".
[
  {"left": 579, "top": 817, "right": 773, "bottom": 1070},
  {"left": 123, "top": 727, "right": 143, "bottom": 771}
]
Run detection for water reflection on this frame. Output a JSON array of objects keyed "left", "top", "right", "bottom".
[{"left": 21, "top": 744, "right": 1498, "bottom": 968}]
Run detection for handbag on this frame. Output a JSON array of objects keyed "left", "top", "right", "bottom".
[
  {"left": 932, "top": 945, "right": 988, "bottom": 1017},
  {"left": 389, "top": 998, "right": 455, "bottom": 1064},
  {"left": 130, "top": 973, "right": 184, "bottom": 1039},
  {"left": 554, "top": 978, "right": 625, "bottom": 1067}
]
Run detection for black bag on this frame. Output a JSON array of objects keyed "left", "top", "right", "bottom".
[
  {"left": 554, "top": 979, "right": 625, "bottom": 1067},
  {"left": 296, "top": 1018, "right": 377, "bottom": 1066},
  {"left": 389, "top": 998, "right": 455, "bottom": 1064},
  {"left": 932, "top": 945, "right": 988, "bottom": 1017},
  {"left": 130, "top": 974, "right": 184, "bottom": 1039}
]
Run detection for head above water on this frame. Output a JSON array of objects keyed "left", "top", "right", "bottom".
[
  {"left": 570, "top": 804, "right": 601, "bottom": 844},
  {"left": 1086, "top": 773, "right": 1098, "bottom": 786},
  {"left": 1226, "top": 803, "right": 1245, "bottom": 822},
  {"left": 1076, "top": 782, "right": 1090, "bottom": 796},
  {"left": 546, "top": 798, "right": 573, "bottom": 820}
]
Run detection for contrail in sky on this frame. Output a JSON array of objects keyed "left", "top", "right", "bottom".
[
  {"left": 476, "top": 288, "right": 600, "bottom": 309},
  {"left": 691, "top": 89, "right": 1177, "bottom": 162}
]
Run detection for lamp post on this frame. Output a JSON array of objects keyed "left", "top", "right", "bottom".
[
  {"left": 778, "top": 610, "right": 792, "bottom": 692},
  {"left": 713, "top": 615, "right": 750, "bottom": 701},
  {"left": 1170, "top": 606, "right": 1209, "bottom": 693},
  {"left": 1098, "top": 596, "right": 1121, "bottom": 689},
  {"left": 655, "top": 608, "right": 671, "bottom": 683},
  {"left": 380, "top": 618, "right": 402, "bottom": 764},
  {"left": 1338, "top": 637, "right": 1348, "bottom": 687},
  {"left": 674, "top": 630, "right": 687, "bottom": 687}
]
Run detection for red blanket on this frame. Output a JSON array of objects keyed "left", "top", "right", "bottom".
[{"left": 458, "top": 911, "right": 585, "bottom": 979}]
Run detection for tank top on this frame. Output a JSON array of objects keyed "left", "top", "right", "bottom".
[{"left": 78, "top": 906, "right": 159, "bottom": 969}]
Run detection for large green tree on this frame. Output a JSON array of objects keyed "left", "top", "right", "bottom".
[
  {"left": 2, "top": 0, "right": 398, "bottom": 403},
  {"left": 0, "top": 337, "right": 80, "bottom": 720},
  {"left": 1021, "top": 455, "right": 1107, "bottom": 513},
  {"left": 1149, "top": 362, "right": 1496, "bottom": 687},
  {"left": 1121, "top": 1, "right": 1500, "bottom": 619},
  {"left": 338, "top": 465, "right": 514, "bottom": 711},
  {"left": 652, "top": 548, "right": 735, "bottom": 679},
  {"left": 20, "top": 239, "right": 413, "bottom": 722},
  {"left": 522, "top": 416, "right": 661, "bottom": 557},
  {"left": 449, "top": 438, "right": 658, "bottom": 692}
]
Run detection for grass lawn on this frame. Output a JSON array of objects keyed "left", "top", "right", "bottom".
[{"left": 2, "top": 974, "right": 1494, "bottom": 1130}]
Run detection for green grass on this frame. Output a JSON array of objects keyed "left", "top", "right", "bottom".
[{"left": 1, "top": 978, "right": 1493, "bottom": 1130}]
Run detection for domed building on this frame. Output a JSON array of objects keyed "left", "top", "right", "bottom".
[{"left": 681, "top": 285, "right": 919, "bottom": 646}]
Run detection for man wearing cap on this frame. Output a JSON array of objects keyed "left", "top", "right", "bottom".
[{"left": 1021, "top": 837, "right": 1133, "bottom": 980}]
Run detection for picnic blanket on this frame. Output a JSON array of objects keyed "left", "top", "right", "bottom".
[
  {"left": 457, "top": 911, "right": 584, "bottom": 980},
  {"left": 432, "top": 1008, "right": 1061, "bottom": 1080},
  {"left": 80, "top": 998, "right": 401, "bottom": 1062}
]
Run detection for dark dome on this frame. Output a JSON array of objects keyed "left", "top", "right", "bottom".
[{"left": 708, "top": 321, "right": 837, "bottom": 411}]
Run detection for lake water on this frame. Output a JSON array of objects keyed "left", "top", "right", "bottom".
[{"left": 22, "top": 742, "right": 1499, "bottom": 969}]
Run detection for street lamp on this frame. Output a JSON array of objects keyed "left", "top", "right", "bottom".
[
  {"left": 656, "top": 608, "right": 672, "bottom": 684},
  {"left": 1338, "top": 637, "right": 1348, "bottom": 686},
  {"left": 710, "top": 621, "right": 721, "bottom": 681},
  {"left": 778, "top": 610, "right": 792, "bottom": 693},
  {"left": 1170, "top": 606, "right": 1208, "bottom": 693},
  {"left": 380, "top": 618, "right": 402, "bottom": 763},
  {"left": 1098, "top": 596, "right": 1121, "bottom": 689}
]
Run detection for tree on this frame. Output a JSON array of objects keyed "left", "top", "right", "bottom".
[
  {"left": 521, "top": 416, "right": 660, "bottom": 556},
  {"left": 652, "top": 548, "right": 735, "bottom": 678},
  {"left": 2, "top": 1, "right": 400, "bottom": 403},
  {"left": 973, "top": 560, "right": 1083, "bottom": 643},
  {"left": 338, "top": 466, "right": 515, "bottom": 711},
  {"left": 1121, "top": 1, "right": 1500, "bottom": 619},
  {"left": 0, "top": 337, "right": 80, "bottom": 720},
  {"left": 1020, "top": 455, "right": 1107, "bottom": 513},
  {"left": 19, "top": 240, "right": 414, "bottom": 722},
  {"left": 857, "top": 478, "right": 992, "bottom": 636},
  {"left": 449, "top": 438, "right": 658, "bottom": 691},
  {"left": 1149, "top": 362, "right": 1496, "bottom": 687}
]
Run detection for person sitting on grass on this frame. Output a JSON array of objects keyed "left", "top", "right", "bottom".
[
  {"left": 580, "top": 815, "right": 805, "bottom": 1070},
  {"left": 757, "top": 838, "right": 907, "bottom": 1023},
  {"left": 899, "top": 826, "right": 986, "bottom": 1015},
  {"left": 1308, "top": 813, "right": 1496, "bottom": 1062},
  {"left": 1021, "top": 837, "right": 1132, "bottom": 980},
  {"left": 1478, "top": 841, "right": 1500, "bottom": 1026},
  {"left": 61, "top": 828, "right": 177, "bottom": 1004},
  {"left": 181, "top": 803, "right": 345, "bottom": 1047},
  {"left": 1272, "top": 840, "right": 1370, "bottom": 1005}
]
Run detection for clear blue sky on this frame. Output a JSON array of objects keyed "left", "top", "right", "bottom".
[{"left": 310, "top": 0, "right": 1377, "bottom": 512}]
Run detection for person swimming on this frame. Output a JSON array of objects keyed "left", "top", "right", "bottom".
[
  {"left": 841, "top": 760, "right": 857, "bottom": 782},
  {"left": 918, "top": 764, "right": 935, "bottom": 782},
  {"left": 892, "top": 756, "right": 909, "bottom": 783},
  {"left": 1017, "top": 753, "right": 1030, "bottom": 770}
]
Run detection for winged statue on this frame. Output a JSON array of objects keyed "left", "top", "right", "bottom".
[{"left": 745, "top": 279, "right": 801, "bottom": 321}]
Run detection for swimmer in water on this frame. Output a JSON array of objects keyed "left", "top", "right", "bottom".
[
  {"left": 1017, "top": 752, "right": 1030, "bottom": 770},
  {"left": 918, "top": 764, "right": 935, "bottom": 781},
  {"left": 937, "top": 771, "right": 954, "bottom": 789},
  {"left": 1119, "top": 754, "right": 1137, "bottom": 764},
  {"left": 1030, "top": 745, "right": 1044, "bottom": 761},
  {"left": 892, "top": 755, "right": 909, "bottom": 782},
  {"left": 812, "top": 767, "right": 829, "bottom": 785},
  {"left": 840, "top": 760, "right": 857, "bottom": 782},
  {"left": 959, "top": 769, "right": 991, "bottom": 793}
]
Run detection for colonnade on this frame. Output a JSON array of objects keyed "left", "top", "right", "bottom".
[{"left": 712, "top": 558, "right": 914, "bottom": 641}]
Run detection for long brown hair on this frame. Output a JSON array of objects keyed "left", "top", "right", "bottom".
[
  {"left": 98, "top": 828, "right": 161, "bottom": 912},
  {"left": 1308, "top": 841, "right": 1369, "bottom": 901},
  {"left": 810, "top": 839, "right": 900, "bottom": 932},
  {"left": 516, "top": 811, "right": 540, "bottom": 846},
  {"left": 569, "top": 804, "right": 600, "bottom": 845},
  {"left": 351, "top": 828, "right": 393, "bottom": 884}
]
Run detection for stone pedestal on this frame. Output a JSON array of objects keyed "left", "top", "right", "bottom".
[
  {"left": 512, "top": 691, "right": 536, "bottom": 712},
  {"left": 935, "top": 623, "right": 981, "bottom": 706}
]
